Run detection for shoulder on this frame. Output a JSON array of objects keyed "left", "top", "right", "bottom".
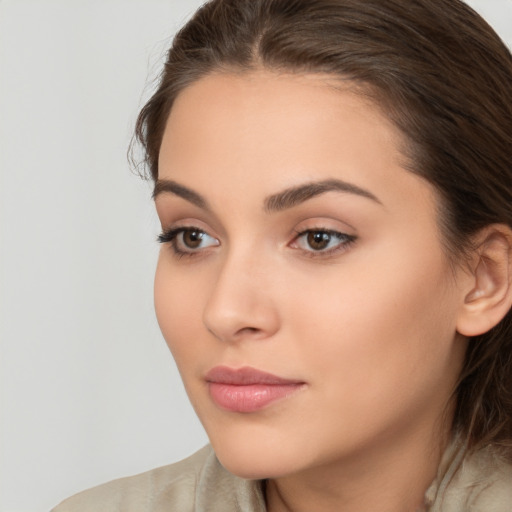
[
  {"left": 51, "top": 445, "right": 265, "bottom": 512},
  {"left": 51, "top": 446, "right": 212, "bottom": 512},
  {"left": 456, "top": 447, "right": 512, "bottom": 511},
  {"left": 433, "top": 443, "right": 512, "bottom": 512}
]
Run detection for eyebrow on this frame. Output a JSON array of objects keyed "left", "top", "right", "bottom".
[
  {"left": 264, "top": 179, "right": 382, "bottom": 212},
  {"left": 153, "top": 178, "right": 381, "bottom": 212},
  {"left": 153, "top": 179, "right": 210, "bottom": 211}
]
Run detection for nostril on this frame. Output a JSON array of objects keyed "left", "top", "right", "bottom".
[
  {"left": 239, "top": 326, "right": 260, "bottom": 334},
  {"left": 232, "top": 326, "right": 264, "bottom": 339},
  {"left": 206, "top": 325, "right": 260, "bottom": 341}
]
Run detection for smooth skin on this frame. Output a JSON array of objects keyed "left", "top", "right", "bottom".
[{"left": 153, "top": 71, "right": 512, "bottom": 512}]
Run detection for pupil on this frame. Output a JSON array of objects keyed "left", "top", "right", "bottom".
[
  {"left": 308, "top": 231, "right": 330, "bottom": 250},
  {"left": 184, "top": 230, "right": 202, "bottom": 248}
]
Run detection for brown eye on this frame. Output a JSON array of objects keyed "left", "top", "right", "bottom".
[
  {"left": 157, "top": 226, "right": 219, "bottom": 256},
  {"left": 182, "top": 229, "right": 204, "bottom": 249},
  {"left": 292, "top": 228, "right": 356, "bottom": 256},
  {"left": 307, "top": 231, "right": 331, "bottom": 251}
]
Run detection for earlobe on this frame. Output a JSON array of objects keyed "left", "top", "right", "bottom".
[{"left": 456, "top": 225, "right": 512, "bottom": 337}]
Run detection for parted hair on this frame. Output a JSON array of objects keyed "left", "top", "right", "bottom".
[{"left": 135, "top": 0, "right": 512, "bottom": 458}]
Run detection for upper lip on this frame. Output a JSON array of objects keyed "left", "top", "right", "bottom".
[{"left": 205, "top": 366, "right": 304, "bottom": 385}]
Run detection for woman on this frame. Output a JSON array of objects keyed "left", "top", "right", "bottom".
[{"left": 53, "top": 0, "right": 512, "bottom": 510}]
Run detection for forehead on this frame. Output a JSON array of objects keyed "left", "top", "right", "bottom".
[
  {"left": 161, "top": 71, "right": 400, "bottom": 174},
  {"left": 164, "top": 70, "right": 394, "bottom": 141},
  {"left": 158, "top": 70, "right": 435, "bottom": 221}
]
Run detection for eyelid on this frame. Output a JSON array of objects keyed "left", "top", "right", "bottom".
[
  {"left": 289, "top": 226, "right": 357, "bottom": 258},
  {"left": 158, "top": 225, "right": 220, "bottom": 258},
  {"left": 157, "top": 219, "right": 356, "bottom": 260},
  {"left": 157, "top": 217, "right": 218, "bottom": 243}
]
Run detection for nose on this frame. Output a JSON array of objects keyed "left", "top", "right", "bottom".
[{"left": 202, "top": 250, "right": 280, "bottom": 343}]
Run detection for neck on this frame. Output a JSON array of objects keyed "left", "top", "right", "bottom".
[{"left": 265, "top": 422, "right": 452, "bottom": 512}]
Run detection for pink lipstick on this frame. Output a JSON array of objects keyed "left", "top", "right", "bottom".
[{"left": 205, "top": 366, "right": 305, "bottom": 413}]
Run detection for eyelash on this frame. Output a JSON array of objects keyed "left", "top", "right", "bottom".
[
  {"left": 157, "top": 226, "right": 357, "bottom": 259},
  {"left": 157, "top": 226, "right": 217, "bottom": 259},
  {"left": 292, "top": 228, "right": 357, "bottom": 258}
]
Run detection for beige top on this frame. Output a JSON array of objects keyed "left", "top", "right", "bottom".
[{"left": 52, "top": 442, "right": 512, "bottom": 511}]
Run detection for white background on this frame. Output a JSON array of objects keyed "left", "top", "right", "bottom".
[{"left": 0, "top": 1, "right": 511, "bottom": 511}]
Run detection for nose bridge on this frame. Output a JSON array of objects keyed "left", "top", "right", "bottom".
[{"left": 202, "top": 243, "right": 279, "bottom": 342}]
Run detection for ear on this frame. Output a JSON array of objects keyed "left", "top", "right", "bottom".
[{"left": 457, "top": 224, "right": 512, "bottom": 337}]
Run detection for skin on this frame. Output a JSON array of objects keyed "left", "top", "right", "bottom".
[{"left": 153, "top": 71, "right": 470, "bottom": 512}]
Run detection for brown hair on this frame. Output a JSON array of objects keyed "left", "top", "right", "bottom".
[{"left": 135, "top": 0, "right": 512, "bottom": 457}]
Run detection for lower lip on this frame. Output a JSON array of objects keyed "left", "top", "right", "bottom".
[{"left": 208, "top": 383, "right": 304, "bottom": 413}]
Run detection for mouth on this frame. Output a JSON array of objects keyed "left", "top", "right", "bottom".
[{"left": 205, "top": 366, "right": 306, "bottom": 413}]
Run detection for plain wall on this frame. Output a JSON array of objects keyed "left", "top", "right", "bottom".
[
  {"left": 1, "top": 1, "right": 511, "bottom": 511},
  {"left": 0, "top": 2, "right": 208, "bottom": 511}
]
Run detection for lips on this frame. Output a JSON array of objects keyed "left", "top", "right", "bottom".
[{"left": 205, "top": 366, "right": 305, "bottom": 413}]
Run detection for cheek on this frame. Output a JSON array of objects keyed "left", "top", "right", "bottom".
[
  {"left": 154, "top": 255, "right": 205, "bottom": 367},
  {"left": 284, "top": 243, "right": 459, "bottom": 405}
]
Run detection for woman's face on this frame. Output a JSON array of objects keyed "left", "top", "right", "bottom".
[{"left": 154, "top": 71, "right": 468, "bottom": 479}]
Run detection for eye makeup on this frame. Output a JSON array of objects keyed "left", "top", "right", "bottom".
[
  {"left": 290, "top": 228, "right": 357, "bottom": 259},
  {"left": 158, "top": 224, "right": 357, "bottom": 261},
  {"left": 158, "top": 226, "right": 220, "bottom": 259}
]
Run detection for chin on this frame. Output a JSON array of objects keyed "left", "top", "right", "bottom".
[
  {"left": 205, "top": 423, "right": 308, "bottom": 480},
  {"left": 192, "top": 392, "right": 324, "bottom": 479},
  {"left": 213, "top": 444, "right": 294, "bottom": 480}
]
